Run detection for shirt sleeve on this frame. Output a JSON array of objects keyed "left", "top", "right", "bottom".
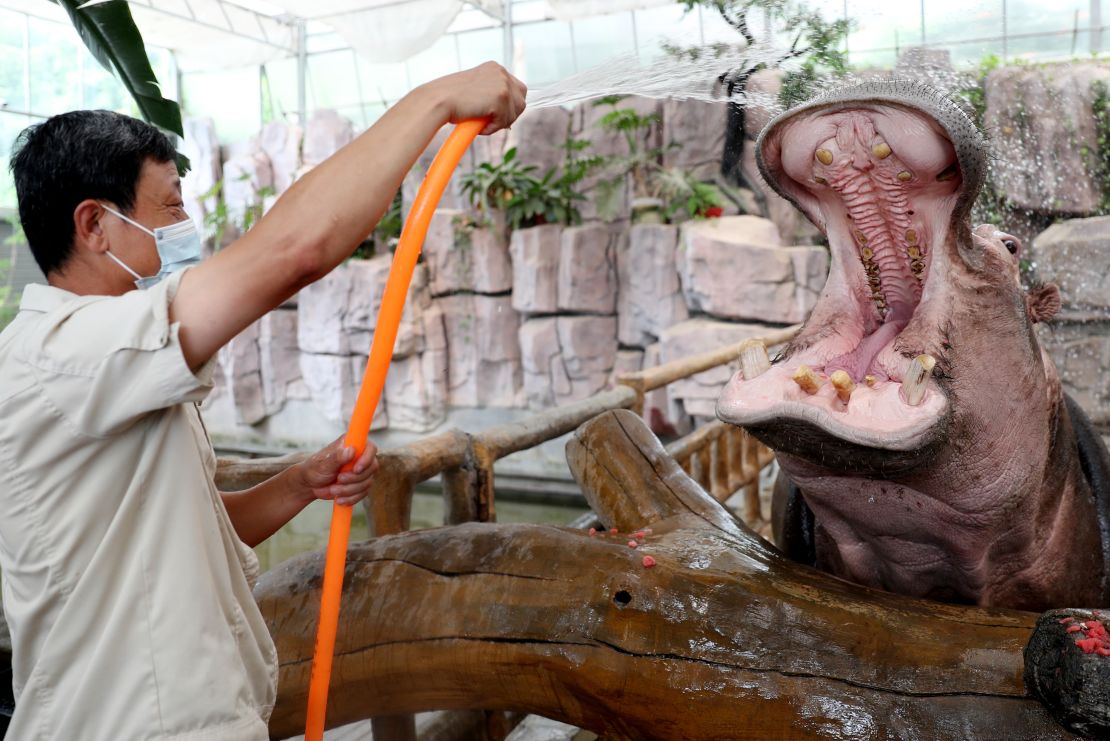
[{"left": 19, "top": 269, "right": 219, "bottom": 437}]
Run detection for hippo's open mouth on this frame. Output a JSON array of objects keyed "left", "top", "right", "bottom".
[{"left": 717, "top": 84, "right": 985, "bottom": 453}]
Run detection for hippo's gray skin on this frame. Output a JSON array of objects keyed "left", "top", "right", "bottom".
[{"left": 717, "top": 80, "right": 1110, "bottom": 611}]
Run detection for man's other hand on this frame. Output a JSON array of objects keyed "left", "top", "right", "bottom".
[{"left": 296, "top": 437, "right": 380, "bottom": 507}]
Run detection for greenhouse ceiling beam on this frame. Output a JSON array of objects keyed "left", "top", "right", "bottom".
[
  {"left": 127, "top": 0, "right": 297, "bottom": 52},
  {"left": 467, "top": 0, "right": 505, "bottom": 23}
]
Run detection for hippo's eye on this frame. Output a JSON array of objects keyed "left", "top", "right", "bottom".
[{"left": 1003, "top": 239, "right": 1018, "bottom": 255}]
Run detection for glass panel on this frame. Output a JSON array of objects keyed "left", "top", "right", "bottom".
[
  {"left": 0, "top": 9, "right": 26, "bottom": 113},
  {"left": 356, "top": 57, "right": 410, "bottom": 107},
  {"left": 1006, "top": 0, "right": 1092, "bottom": 61},
  {"left": 306, "top": 49, "right": 359, "bottom": 111},
  {"left": 263, "top": 57, "right": 300, "bottom": 121},
  {"left": 406, "top": 35, "right": 461, "bottom": 87},
  {"left": 449, "top": 7, "right": 499, "bottom": 33},
  {"left": 923, "top": 0, "right": 1004, "bottom": 67},
  {"left": 307, "top": 30, "right": 347, "bottom": 54},
  {"left": 633, "top": 4, "right": 701, "bottom": 60},
  {"left": 27, "top": 16, "right": 80, "bottom": 116},
  {"left": 457, "top": 28, "right": 505, "bottom": 69},
  {"left": 514, "top": 19, "right": 575, "bottom": 86},
  {"left": 180, "top": 66, "right": 261, "bottom": 144},
  {"left": 1007, "top": 0, "right": 1089, "bottom": 36},
  {"left": 510, "top": 0, "right": 552, "bottom": 24},
  {"left": 82, "top": 45, "right": 127, "bottom": 113},
  {"left": 572, "top": 13, "right": 635, "bottom": 71},
  {"left": 846, "top": 0, "right": 921, "bottom": 68},
  {"left": 0, "top": 111, "right": 34, "bottom": 211}
]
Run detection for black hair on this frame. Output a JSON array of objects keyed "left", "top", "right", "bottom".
[{"left": 9, "top": 110, "right": 177, "bottom": 276}]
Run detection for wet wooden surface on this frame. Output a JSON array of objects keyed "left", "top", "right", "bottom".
[{"left": 257, "top": 410, "right": 1071, "bottom": 740}]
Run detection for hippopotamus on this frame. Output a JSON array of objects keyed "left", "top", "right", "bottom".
[{"left": 717, "top": 80, "right": 1110, "bottom": 612}]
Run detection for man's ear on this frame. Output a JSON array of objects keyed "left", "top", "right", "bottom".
[
  {"left": 1026, "top": 283, "right": 1061, "bottom": 324},
  {"left": 72, "top": 199, "right": 110, "bottom": 255}
]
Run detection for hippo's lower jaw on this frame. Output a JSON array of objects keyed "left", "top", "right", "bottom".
[
  {"left": 716, "top": 358, "right": 949, "bottom": 453},
  {"left": 717, "top": 99, "right": 966, "bottom": 455}
]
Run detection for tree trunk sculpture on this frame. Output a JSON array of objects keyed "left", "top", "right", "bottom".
[{"left": 257, "top": 410, "right": 1071, "bottom": 740}]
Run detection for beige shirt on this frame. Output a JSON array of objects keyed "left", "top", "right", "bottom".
[{"left": 0, "top": 270, "right": 277, "bottom": 739}]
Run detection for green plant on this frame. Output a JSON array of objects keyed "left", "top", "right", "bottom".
[
  {"left": 592, "top": 95, "right": 671, "bottom": 212},
  {"left": 459, "top": 147, "right": 539, "bottom": 221},
  {"left": 461, "top": 139, "right": 603, "bottom": 231},
  {"left": 201, "top": 175, "right": 277, "bottom": 249},
  {"left": 4, "top": 215, "right": 26, "bottom": 247},
  {"left": 52, "top": 0, "right": 189, "bottom": 173},
  {"left": 352, "top": 189, "right": 404, "bottom": 258},
  {"left": 505, "top": 170, "right": 584, "bottom": 229},
  {"left": 0, "top": 217, "right": 17, "bottom": 331},
  {"left": 1091, "top": 80, "right": 1110, "bottom": 215},
  {"left": 957, "top": 54, "right": 1010, "bottom": 227},
  {"left": 655, "top": 168, "right": 724, "bottom": 221}
]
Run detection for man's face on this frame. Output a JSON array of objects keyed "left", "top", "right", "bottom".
[{"left": 100, "top": 158, "right": 186, "bottom": 287}]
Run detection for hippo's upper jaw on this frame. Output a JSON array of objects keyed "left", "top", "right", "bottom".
[{"left": 717, "top": 82, "right": 991, "bottom": 463}]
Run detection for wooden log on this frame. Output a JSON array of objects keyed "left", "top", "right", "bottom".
[
  {"left": 259, "top": 410, "right": 1072, "bottom": 740},
  {"left": 617, "top": 326, "right": 799, "bottom": 394}
]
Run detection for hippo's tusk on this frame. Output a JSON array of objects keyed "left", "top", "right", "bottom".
[
  {"left": 901, "top": 354, "right": 937, "bottom": 406},
  {"left": 830, "top": 370, "right": 855, "bottom": 404},
  {"left": 739, "top": 339, "right": 772, "bottom": 381},
  {"left": 792, "top": 365, "right": 823, "bottom": 395}
]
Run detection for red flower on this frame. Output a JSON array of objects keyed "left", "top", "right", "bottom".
[{"left": 702, "top": 206, "right": 724, "bottom": 218}]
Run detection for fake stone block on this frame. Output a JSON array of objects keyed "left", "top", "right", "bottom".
[
  {"left": 437, "top": 294, "right": 523, "bottom": 408},
  {"left": 985, "top": 63, "right": 1110, "bottom": 216},
  {"left": 424, "top": 209, "right": 512, "bottom": 296},
  {"left": 660, "top": 319, "right": 778, "bottom": 419},
  {"left": 679, "top": 216, "right": 827, "bottom": 324},
  {"left": 511, "top": 224, "right": 563, "bottom": 315},
  {"left": 618, "top": 223, "right": 688, "bottom": 347},
  {"left": 557, "top": 223, "right": 618, "bottom": 314}
]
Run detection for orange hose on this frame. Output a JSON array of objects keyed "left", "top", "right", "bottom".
[{"left": 304, "top": 118, "right": 488, "bottom": 740}]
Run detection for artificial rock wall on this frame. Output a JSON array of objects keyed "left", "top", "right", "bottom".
[{"left": 188, "top": 54, "right": 1110, "bottom": 446}]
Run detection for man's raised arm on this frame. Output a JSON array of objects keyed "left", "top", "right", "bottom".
[{"left": 170, "top": 62, "right": 526, "bottom": 370}]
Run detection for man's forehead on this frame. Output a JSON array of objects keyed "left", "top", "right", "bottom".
[{"left": 137, "top": 158, "right": 182, "bottom": 197}]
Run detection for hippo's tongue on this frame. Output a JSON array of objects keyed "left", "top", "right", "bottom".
[{"left": 799, "top": 112, "right": 939, "bottom": 383}]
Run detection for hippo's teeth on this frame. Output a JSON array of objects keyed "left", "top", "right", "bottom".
[
  {"left": 901, "top": 354, "right": 936, "bottom": 406},
  {"left": 864, "top": 374, "right": 877, "bottom": 387},
  {"left": 815, "top": 148, "right": 833, "bottom": 165},
  {"left": 829, "top": 370, "right": 855, "bottom": 403},
  {"left": 792, "top": 365, "right": 823, "bottom": 395},
  {"left": 872, "top": 142, "right": 892, "bottom": 159},
  {"left": 739, "top": 339, "right": 771, "bottom": 381}
]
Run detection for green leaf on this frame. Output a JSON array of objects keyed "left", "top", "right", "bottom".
[{"left": 50, "top": 0, "right": 190, "bottom": 173}]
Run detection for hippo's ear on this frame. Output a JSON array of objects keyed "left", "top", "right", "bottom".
[{"left": 1026, "top": 283, "right": 1061, "bottom": 323}]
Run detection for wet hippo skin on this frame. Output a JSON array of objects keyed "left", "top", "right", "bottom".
[{"left": 718, "top": 81, "right": 1110, "bottom": 612}]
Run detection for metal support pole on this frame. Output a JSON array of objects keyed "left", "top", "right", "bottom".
[
  {"left": 502, "top": 0, "right": 514, "bottom": 72},
  {"left": 296, "top": 20, "right": 307, "bottom": 126},
  {"left": 843, "top": 0, "right": 849, "bottom": 65},
  {"left": 1093, "top": 0, "right": 1103, "bottom": 55},
  {"left": 1002, "top": 0, "right": 1008, "bottom": 62},
  {"left": 920, "top": 0, "right": 926, "bottom": 44}
]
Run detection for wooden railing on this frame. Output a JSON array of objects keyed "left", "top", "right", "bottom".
[
  {"left": 215, "top": 326, "right": 798, "bottom": 740},
  {"left": 215, "top": 325, "right": 797, "bottom": 537}
]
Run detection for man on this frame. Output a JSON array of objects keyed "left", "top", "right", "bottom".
[{"left": 0, "top": 62, "right": 526, "bottom": 739}]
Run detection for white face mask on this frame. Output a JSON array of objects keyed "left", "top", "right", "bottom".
[{"left": 101, "top": 204, "right": 202, "bottom": 289}]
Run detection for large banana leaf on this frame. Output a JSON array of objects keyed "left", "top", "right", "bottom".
[{"left": 50, "top": 0, "right": 191, "bottom": 173}]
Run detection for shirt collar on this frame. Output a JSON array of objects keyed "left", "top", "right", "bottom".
[{"left": 18, "top": 283, "right": 80, "bottom": 314}]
